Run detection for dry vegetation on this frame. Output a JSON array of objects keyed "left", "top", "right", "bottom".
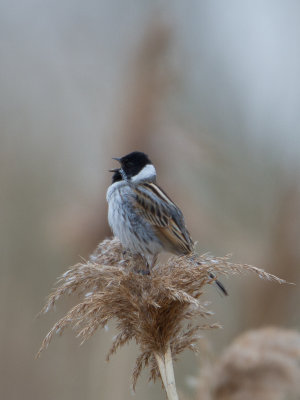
[
  {"left": 196, "top": 327, "right": 300, "bottom": 400},
  {"left": 38, "top": 238, "right": 286, "bottom": 398}
]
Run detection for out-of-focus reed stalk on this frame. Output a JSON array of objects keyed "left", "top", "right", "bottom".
[{"left": 37, "top": 238, "right": 286, "bottom": 398}]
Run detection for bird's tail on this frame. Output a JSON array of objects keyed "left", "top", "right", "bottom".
[{"left": 209, "top": 272, "right": 228, "bottom": 296}]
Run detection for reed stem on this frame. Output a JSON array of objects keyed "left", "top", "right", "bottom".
[
  {"left": 165, "top": 344, "right": 178, "bottom": 400},
  {"left": 155, "top": 343, "right": 179, "bottom": 400},
  {"left": 154, "top": 352, "right": 168, "bottom": 389}
]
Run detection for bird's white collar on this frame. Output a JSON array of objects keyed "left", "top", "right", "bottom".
[{"left": 130, "top": 164, "right": 156, "bottom": 183}]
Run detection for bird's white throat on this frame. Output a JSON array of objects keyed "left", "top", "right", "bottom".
[{"left": 130, "top": 164, "right": 156, "bottom": 183}]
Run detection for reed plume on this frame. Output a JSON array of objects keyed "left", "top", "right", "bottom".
[
  {"left": 37, "top": 237, "right": 286, "bottom": 399},
  {"left": 197, "top": 327, "right": 300, "bottom": 400}
]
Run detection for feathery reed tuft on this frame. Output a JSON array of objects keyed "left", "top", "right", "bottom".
[
  {"left": 197, "top": 327, "right": 300, "bottom": 400},
  {"left": 37, "top": 238, "right": 286, "bottom": 396}
]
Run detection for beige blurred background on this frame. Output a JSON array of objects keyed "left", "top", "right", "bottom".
[{"left": 1, "top": 1, "right": 300, "bottom": 399}]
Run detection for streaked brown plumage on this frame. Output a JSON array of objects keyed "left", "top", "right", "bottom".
[{"left": 132, "top": 182, "right": 193, "bottom": 255}]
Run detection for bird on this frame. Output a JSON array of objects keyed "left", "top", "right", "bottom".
[{"left": 106, "top": 151, "right": 227, "bottom": 295}]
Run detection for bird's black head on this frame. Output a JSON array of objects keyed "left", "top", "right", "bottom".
[{"left": 117, "top": 151, "right": 152, "bottom": 180}]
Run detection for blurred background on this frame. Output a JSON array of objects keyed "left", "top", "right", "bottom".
[{"left": 1, "top": 1, "right": 300, "bottom": 399}]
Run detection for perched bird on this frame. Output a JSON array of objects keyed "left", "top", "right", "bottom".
[{"left": 106, "top": 151, "right": 227, "bottom": 295}]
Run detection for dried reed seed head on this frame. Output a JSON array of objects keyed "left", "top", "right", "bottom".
[
  {"left": 197, "top": 327, "right": 300, "bottom": 400},
  {"left": 38, "top": 238, "right": 287, "bottom": 389}
]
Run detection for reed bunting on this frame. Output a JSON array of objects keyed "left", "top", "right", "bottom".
[{"left": 106, "top": 151, "right": 227, "bottom": 294}]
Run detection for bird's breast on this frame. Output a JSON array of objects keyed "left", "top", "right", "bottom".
[{"left": 106, "top": 182, "right": 163, "bottom": 255}]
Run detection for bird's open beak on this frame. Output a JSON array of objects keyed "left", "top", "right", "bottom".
[{"left": 109, "top": 157, "right": 121, "bottom": 172}]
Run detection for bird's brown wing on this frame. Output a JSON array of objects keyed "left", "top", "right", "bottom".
[{"left": 131, "top": 182, "right": 193, "bottom": 254}]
